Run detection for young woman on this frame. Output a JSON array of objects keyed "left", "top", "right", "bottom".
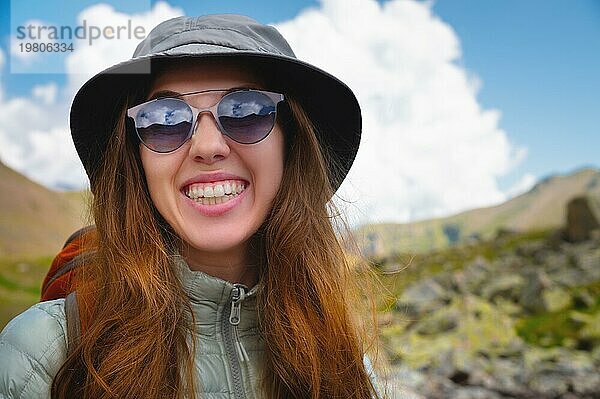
[{"left": 0, "top": 14, "right": 383, "bottom": 398}]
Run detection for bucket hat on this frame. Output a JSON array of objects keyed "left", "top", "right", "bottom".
[{"left": 70, "top": 14, "right": 361, "bottom": 194}]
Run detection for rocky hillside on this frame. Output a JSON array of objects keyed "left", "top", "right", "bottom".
[
  {"left": 373, "top": 198, "right": 600, "bottom": 398},
  {"left": 0, "top": 161, "right": 88, "bottom": 258},
  {"left": 354, "top": 167, "right": 600, "bottom": 256}
]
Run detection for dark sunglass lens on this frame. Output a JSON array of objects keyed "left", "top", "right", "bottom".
[
  {"left": 217, "top": 91, "right": 277, "bottom": 143},
  {"left": 135, "top": 98, "right": 193, "bottom": 152}
]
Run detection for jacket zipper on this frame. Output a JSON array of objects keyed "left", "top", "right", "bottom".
[{"left": 222, "top": 283, "right": 257, "bottom": 399}]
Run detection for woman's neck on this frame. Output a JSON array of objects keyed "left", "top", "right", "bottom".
[{"left": 180, "top": 243, "right": 260, "bottom": 287}]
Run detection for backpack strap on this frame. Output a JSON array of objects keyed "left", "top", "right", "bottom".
[
  {"left": 65, "top": 291, "right": 81, "bottom": 356},
  {"left": 41, "top": 251, "right": 96, "bottom": 295},
  {"left": 41, "top": 225, "right": 96, "bottom": 302},
  {"left": 62, "top": 225, "right": 96, "bottom": 249}
]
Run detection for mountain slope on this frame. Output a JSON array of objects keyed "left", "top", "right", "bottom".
[
  {"left": 353, "top": 167, "right": 600, "bottom": 255},
  {"left": 0, "top": 161, "right": 89, "bottom": 258}
]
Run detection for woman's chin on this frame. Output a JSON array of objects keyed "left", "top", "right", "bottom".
[{"left": 180, "top": 229, "right": 251, "bottom": 255}]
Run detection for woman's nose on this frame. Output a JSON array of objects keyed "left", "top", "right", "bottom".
[{"left": 187, "top": 112, "right": 231, "bottom": 163}]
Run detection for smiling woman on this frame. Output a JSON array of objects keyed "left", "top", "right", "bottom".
[
  {"left": 138, "top": 60, "right": 287, "bottom": 286},
  {"left": 0, "top": 14, "right": 384, "bottom": 399}
]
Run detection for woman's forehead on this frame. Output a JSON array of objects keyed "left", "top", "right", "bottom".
[{"left": 149, "top": 59, "right": 266, "bottom": 93}]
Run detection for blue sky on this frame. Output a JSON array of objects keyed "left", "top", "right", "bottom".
[
  {"left": 0, "top": 0, "right": 598, "bottom": 224},
  {"left": 433, "top": 0, "right": 600, "bottom": 190}
]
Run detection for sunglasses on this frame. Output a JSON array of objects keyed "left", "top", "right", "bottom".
[{"left": 127, "top": 88, "right": 285, "bottom": 153}]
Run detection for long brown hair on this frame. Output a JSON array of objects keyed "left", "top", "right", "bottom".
[
  {"left": 258, "top": 90, "right": 382, "bottom": 398},
  {"left": 51, "top": 59, "right": 384, "bottom": 398}
]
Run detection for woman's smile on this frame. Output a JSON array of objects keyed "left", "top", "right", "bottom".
[{"left": 182, "top": 178, "right": 249, "bottom": 216}]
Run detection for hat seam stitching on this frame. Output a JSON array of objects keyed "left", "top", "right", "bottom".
[
  {"left": 152, "top": 26, "right": 285, "bottom": 56},
  {"left": 182, "top": 26, "right": 283, "bottom": 54},
  {"left": 166, "top": 42, "right": 270, "bottom": 55}
]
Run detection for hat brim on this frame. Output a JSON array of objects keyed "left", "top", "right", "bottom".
[{"left": 70, "top": 45, "right": 361, "bottom": 193}]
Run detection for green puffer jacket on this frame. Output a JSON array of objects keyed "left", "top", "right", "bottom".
[{"left": 0, "top": 256, "right": 382, "bottom": 398}]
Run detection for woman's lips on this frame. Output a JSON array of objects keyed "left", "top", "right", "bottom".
[{"left": 182, "top": 182, "right": 249, "bottom": 217}]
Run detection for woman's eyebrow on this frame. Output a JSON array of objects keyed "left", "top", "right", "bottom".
[
  {"left": 227, "top": 85, "right": 261, "bottom": 91},
  {"left": 147, "top": 90, "right": 181, "bottom": 100}
]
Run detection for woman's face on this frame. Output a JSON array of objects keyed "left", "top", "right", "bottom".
[{"left": 139, "top": 61, "right": 285, "bottom": 269}]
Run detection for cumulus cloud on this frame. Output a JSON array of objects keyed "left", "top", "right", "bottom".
[
  {"left": 0, "top": 2, "right": 183, "bottom": 189},
  {"left": 0, "top": 50, "right": 4, "bottom": 102},
  {"left": 0, "top": 48, "right": 83, "bottom": 186},
  {"left": 64, "top": 1, "right": 183, "bottom": 95},
  {"left": 32, "top": 82, "right": 58, "bottom": 105},
  {"left": 275, "top": 0, "right": 528, "bottom": 226},
  {"left": 505, "top": 173, "right": 537, "bottom": 199}
]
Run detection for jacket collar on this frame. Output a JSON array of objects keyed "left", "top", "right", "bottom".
[{"left": 171, "top": 255, "right": 262, "bottom": 333}]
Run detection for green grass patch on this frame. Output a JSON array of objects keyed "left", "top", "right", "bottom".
[
  {"left": 0, "top": 273, "right": 39, "bottom": 295},
  {"left": 515, "top": 309, "right": 579, "bottom": 347},
  {"left": 0, "top": 255, "right": 53, "bottom": 329},
  {"left": 515, "top": 282, "right": 600, "bottom": 348},
  {"left": 499, "top": 229, "right": 553, "bottom": 252}
]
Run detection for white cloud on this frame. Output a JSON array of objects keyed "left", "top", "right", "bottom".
[
  {"left": 32, "top": 82, "right": 58, "bottom": 105},
  {"left": 275, "top": 0, "right": 529, "bottom": 226},
  {"left": 65, "top": 1, "right": 184, "bottom": 94},
  {"left": 505, "top": 173, "right": 537, "bottom": 199},
  {"left": 0, "top": 57, "right": 83, "bottom": 186},
  {"left": 0, "top": 50, "right": 4, "bottom": 102},
  {"left": 0, "top": 2, "right": 184, "bottom": 189}
]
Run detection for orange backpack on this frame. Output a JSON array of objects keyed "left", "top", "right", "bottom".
[{"left": 41, "top": 225, "right": 96, "bottom": 354}]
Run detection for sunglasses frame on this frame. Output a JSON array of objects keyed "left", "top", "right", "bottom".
[{"left": 127, "top": 88, "right": 285, "bottom": 153}]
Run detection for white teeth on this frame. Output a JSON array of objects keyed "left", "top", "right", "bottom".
[
  {"left": 185, "top": 180, "right": 247, "bottom": 200},
  {"left": 214, "top": 185, "right": 225, "bottom": 197}
]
